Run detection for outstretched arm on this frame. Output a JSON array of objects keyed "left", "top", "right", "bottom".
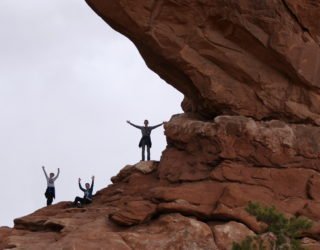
[
  {"left": 42, "top": 166, "right": 49, "bottom": 180},
  {"left": 90, "top": 176, "right": 95, "bottom": 192},
  {"left": 53, "top": 168, "right": 60, "bottom": 181},
  {"left": 127, "top": 120, "right": 142, "bottom": 129},
  {"left": 150, "top": 122, "right": 164, "bottom": 130},
  {"left": 78, "top": 178, "right": 85, "bottom": 192}
]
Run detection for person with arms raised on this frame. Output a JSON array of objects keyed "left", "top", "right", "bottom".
[
  {"left": 42, "top": 166, "right": 60, "bottom": 206},
  {"left": 73, "top": 176, "right": 95, "bottom": 207}
]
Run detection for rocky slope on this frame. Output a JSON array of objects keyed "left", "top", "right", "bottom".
[{"left": 2, "top": 0, "right": 320, "bottom": 249}]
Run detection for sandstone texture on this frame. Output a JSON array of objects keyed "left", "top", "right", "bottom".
[
  {"left": 2, "top": 0, "right": 320, "bottom": 249},
  {"left": 2, "top": 121, "right": 320, "bottom": 248},
  {"left": 87, "top": 0, "right": 320, "bottom": 124},
  {"left": 209, "top": 221, "right": 255, "bottom": 250}
]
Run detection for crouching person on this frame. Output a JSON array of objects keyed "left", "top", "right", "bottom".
[{"left": 73, "top": 176, "right": 95, "bottom": 207}]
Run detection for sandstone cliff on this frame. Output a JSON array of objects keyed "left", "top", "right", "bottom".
[
  {"left": 86, "top": 0, "right": 320, "bottom": 123},
  {"left": 2, "top": 0, "right": 320, "bottom": 249}
]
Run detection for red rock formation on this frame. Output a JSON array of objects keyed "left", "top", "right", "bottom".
[
  {"left": 86, "top": 0, "right": 320, "bottom": 123},
  {"left": 2, "top": 0, "right": 320, "bottom": 249},
  {"left": 208, "top": 221, "right": 255, "bottom": 250}
]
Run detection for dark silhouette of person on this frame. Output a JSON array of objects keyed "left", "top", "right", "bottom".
[
  {"left": 42, "top": 166, "right": 60, "bottom": 206},
  {"left": 127, "top": 120, "right": 164, "bottom": 161},
  {"left": 73, "top": 176, "right": 95, "bottom": 207}
]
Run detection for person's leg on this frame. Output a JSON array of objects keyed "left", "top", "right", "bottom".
[
  {"left": 147, "top": 145, "right": 151, "bottom": 161},
  {"left": 73, "top": 196, "right": 83, "bottom": 205},
  {"left": 84, "top": 198, "right": 92, "bottom": 205},
  {"left": 47, "top": 195, "right": 53, "bottom": 206},
  {"left": 141, "top": 144, "right": 145, "bottom": 161},
  {"left": 47, "top": 192, "right": 53, "bottom": 206}
]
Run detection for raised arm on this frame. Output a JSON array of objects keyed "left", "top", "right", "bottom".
[
  {"left": 78, "top": 178, "right": 85, "bottom": 192},
  {"left": 53, "top": 168, "right": 60, "bottom": 181},
  {"left": 127, "top": 120, "right": 142, "bottom": 129},
  {"left": 90, "top": 176, "right": 95, "bottom": 192},
  {"left": 150, "top": 122, "right": 164, "bottom": 130},
  {"left": 42, "top": 166, "right": 49, "bottom": 180}
]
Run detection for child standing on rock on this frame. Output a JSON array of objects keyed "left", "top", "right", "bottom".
[{"left": 42, "top": 166, "right": 60, "bottom": 206}]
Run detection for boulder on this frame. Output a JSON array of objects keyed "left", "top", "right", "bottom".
[
  {"left": 209, "top": 221, "right": 255, "bottom": 250},
  {"left": 121, "top": 213, "right": 218, "bottom": 250}
]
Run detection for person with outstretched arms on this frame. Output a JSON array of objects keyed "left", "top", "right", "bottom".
[{"left": 127, "top": 120, "right": 164, "bottom": 161}]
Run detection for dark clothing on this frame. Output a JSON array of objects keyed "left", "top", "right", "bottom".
[
  {"left": 139, "top": 135, "right": 152, "bottom": 148},
  {"left": 139, "top": 136, "right": 152, "bottom": 160},
  {"left": 140, "top": 127, "right": 153, "bottom": 137},
  {"left": 47, "top": 196, "right": 54, "bottom": 206},
  {"left": 45, "top": 187, "right": 55, "bottom": 206},
  {"left": 74, "top": 196, "right": 92, "bottom": 206},
  {"left": 74, "top": 179, "right": 94, "bottom": 206},
  {"left": 128, "top": 123, "right": 162, "bottom": 137},
  {"left": 142, "top": 143, "right": 151, "bottom": 161},
  {"left": 128, "top": 122, "right": 163, "bottom": 161},
  {"left": 45, "top": 187, "right": 55, "bottom": 198},
  {"left": 79, "top": 180, "right": 94, "bottom": 200}
]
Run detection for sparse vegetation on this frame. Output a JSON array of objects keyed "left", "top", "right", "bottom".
[{"left": 232, "top": 202, "right": 312, "bottom": 250}]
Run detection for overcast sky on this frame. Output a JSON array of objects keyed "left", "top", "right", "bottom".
[{"left": 0, "top": 0, "right": 182, "bottom": 227}]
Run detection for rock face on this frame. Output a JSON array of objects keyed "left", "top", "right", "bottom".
[
  {"left": 2, "top": 0, "right": 320, "bottom": 249},
  {"left": 86, "top": 0, "right": 320, "bottom": 123},
  {"left": 209, "top": 221, "right": 255, "bottom": 250}
]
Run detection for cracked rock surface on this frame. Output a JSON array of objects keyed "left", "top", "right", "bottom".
[
  {"left": 2, "top": 117, "right": 320, "bottom": 249},
  {"left": 86, "top": 0, "right": 320, "bottom": 123}
]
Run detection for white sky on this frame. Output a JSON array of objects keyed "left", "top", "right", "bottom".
[{"left": 0, "top": 0, "right": 182, "bottom": 227}]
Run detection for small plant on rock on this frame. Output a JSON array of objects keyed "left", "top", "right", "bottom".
[{"left": 232, "top": 202, "right": 312, "bottom": 250}]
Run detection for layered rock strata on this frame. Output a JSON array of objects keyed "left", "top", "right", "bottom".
[
  {"left": 2, "top": 117, "right": 320, "bottom": 248},
  {"left": 86, "top": 0, "right": 320, "bottom": 123},
  {"left": 2, "top": 0, "right": 320, "bottom": 249}
]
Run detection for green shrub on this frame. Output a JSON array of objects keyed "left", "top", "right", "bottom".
[{"left": 232, "top": 202, "right": 312, "bottom": 250}]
